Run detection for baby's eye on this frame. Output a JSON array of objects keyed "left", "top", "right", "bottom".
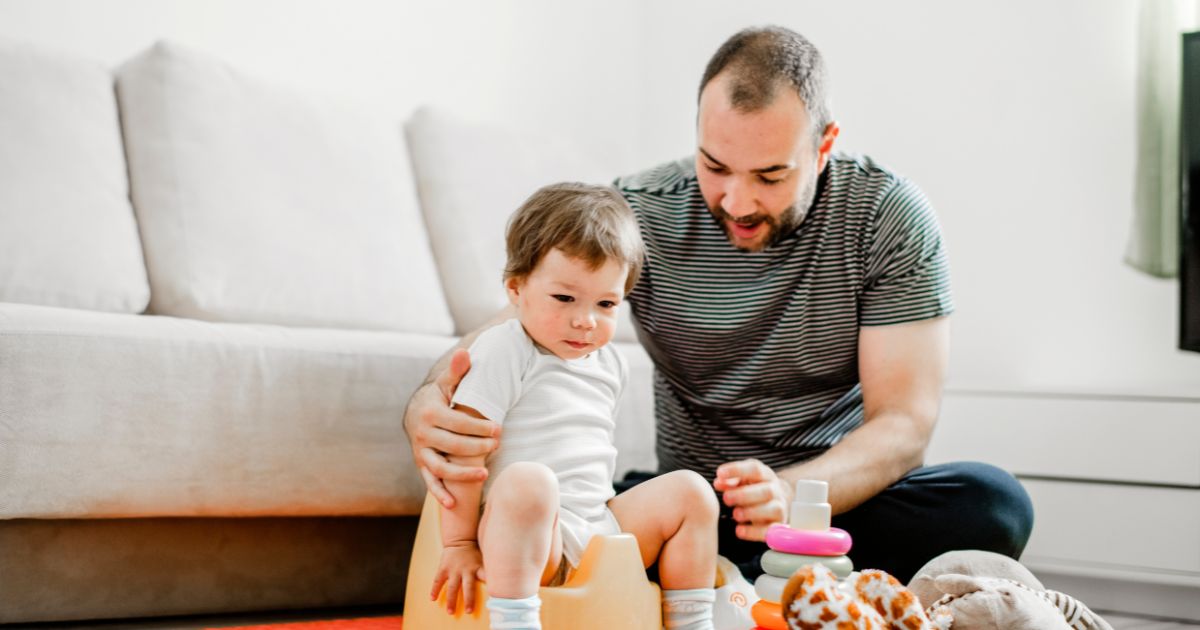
[
  {"left": 598, "top": 300, "right": 617, "bottom": 309},
  {"left": 552, "top": 294, "right": 574, "bottom": 303}
]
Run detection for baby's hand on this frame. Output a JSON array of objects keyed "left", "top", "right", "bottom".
[{"left": 431, "top": 542, "right": 485, "bottom": 615}]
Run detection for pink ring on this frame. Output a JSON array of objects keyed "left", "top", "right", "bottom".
[{"left": 764, "top": 523, "right": 852, "bottom": 556}]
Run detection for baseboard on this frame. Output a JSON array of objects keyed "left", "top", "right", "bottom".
[{"left": 1036, "top": 570, "right": 1200, "bottom": 623}]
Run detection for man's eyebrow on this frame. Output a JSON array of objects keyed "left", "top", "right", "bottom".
[
  {"left": 699, "top": 147, "right": 792, "bottom": 174},
  {"left": 698, "top": 147, "right": 726, "bottom": 168}
]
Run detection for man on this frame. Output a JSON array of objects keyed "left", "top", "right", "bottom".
[{"left": 405, "top": 25, "right": 1033, "bottom": 583}]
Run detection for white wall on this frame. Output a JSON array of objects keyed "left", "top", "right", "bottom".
[
  {"left": 3, "top": 0, "right": 1197, "bottom": 394},
  {"left": 0, "top": 0, "right": 646, "bottom": 170},
  {"left": 633, "top": 0, "right": 1200, "bottom": 395}
]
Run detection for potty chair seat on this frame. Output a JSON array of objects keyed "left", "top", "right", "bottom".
[{"left": 403, "top": 493, "right": 662, "bottom": 629}]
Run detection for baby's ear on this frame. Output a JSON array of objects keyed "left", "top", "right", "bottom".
[{"left": 504, "top": 276, "right": 522, "bottom": 304}]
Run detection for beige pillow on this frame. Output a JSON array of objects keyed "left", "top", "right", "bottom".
[
  {"left": 0, "top": 38, "right": 149, "bottom": 313},
  {"left": 405, "top": 107, "right": 637, "bottom": 340},
  {"left": 116, "top": 41, "right": 453, "bottom": 334}
]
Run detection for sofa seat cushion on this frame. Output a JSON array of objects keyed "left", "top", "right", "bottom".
[
  {"left": 0, "top": 38, "right": 149, "bottom": 313},
  {"left": 0, "top": 302, "right": 448, "bottom": 519},
  {"left": 0, "top": 303, "right": 657, "bottom": 520},
  {"left": 115, "top": 41, "right": 452, "bottom": 335}
]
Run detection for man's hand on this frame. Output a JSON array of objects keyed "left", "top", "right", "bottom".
[
  {"left": 430, "top": 542, "right": 485, "bottom": 615},
  {"left": 713, "top": 459, "right": 794, "bottom": 541},
  {"left": 404, "top": 348, "right": 499, "bottom": 509}
]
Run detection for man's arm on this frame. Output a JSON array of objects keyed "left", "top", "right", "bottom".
[
  {"left": 715, "top": 316, "right": 949, "bottom": 540},
  {"left": 404, "top": 305, "right": 516, "bottom": 508}
]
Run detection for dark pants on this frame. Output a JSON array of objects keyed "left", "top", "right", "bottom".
[{"left": 615, "top": 461, "right": 1033, "bottom": 585}]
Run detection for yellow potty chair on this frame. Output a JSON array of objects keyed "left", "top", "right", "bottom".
[{"left": 404, "top": 493, "right": 662, "bottom": 629}]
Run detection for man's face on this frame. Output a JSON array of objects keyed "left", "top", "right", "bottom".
[{"left": 696, "top": 73, "right": 835, "bottom": 252}]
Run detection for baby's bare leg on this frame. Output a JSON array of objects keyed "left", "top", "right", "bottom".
[
  {"left": 608, "top": 470, "right": 719, "bottom": 589},
  {"left": 478, "top": 461, "right": 563, "bottom": 599}
]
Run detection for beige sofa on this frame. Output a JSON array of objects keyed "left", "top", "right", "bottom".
[{"left": 0, "top": 37, "right": 656, "bottom": 624}]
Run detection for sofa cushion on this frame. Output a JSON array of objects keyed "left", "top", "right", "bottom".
[
  {"left": 116, "top": 41, "right": 453, "bottom": 334},
  {"left": 0, "top": 302, "right": 441, "bottom": 519},
  {"left": 405, "top": 107, "right": 639, "bottom": 340},
  {"left": 0, "top": 38, "right": 149, "bottom": 313},
  {"left": 0, "top": 302, "right": 655, "bottom": 519}
]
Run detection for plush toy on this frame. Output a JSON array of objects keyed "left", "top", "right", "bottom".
[
  {"left": 780, "top": 563, "right": 953, "bottom": 629},
  {"left": 909, "top": 550, "right": 1113, "bottom": 630},
  {"left": 779, "top": 551, "right": 1112, "bottom": 630},
  {"left": 908, "top": 549, "right": 1043, "bottom": 608}
]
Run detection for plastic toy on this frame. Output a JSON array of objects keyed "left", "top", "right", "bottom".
[
  {"left": 751, "top": 480, "right": 854, "bottom": 630},
  {"left": 403, "top": 493, "right": 662, "bottom": 629},
  {"left": 764, "top": 524, "right": 852, "bottom": 557},
  {"left": 760, "top": 549, "right": 853, "bottom": 578}
]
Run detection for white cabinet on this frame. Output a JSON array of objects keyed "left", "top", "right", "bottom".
[{"left": 927, "top": 389, "right": 1200, "bottom": 588}]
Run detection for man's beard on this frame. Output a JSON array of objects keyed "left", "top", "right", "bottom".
[{"left": 709, "top": 170, "right": 818, "bottom": 252}]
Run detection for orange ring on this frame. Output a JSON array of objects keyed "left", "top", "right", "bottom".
[{"left": 750, "top": 599, "right": 787, "bottom": 630}]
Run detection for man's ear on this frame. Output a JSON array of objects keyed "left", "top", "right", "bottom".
[
  {"left": 504, "top": 276, "right": 522, "bottom": 305},
  {"left": 816, "top": 121, "right": 840, "bottom": 171}
]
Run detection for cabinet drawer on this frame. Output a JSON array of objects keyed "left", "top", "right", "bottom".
[
  {"left": 928, "top": 392, "right": 1200, "bottom": 485},
  {"left": 1020, "top": 479, "right": 1200, "bottom": 582}
]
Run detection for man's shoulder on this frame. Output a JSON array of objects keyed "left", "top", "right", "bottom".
[
  {"left": 616, "top": 157, "right": 697, "bottom": 197},
  {"left": 827, "top": 153, "right": 903, "bottom": 189},
  {"left": 826, "top": 153, "right": 932, "bottom": 208}
]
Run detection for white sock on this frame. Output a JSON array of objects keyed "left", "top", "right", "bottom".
[
  {"left": 662, "top": 587, "right": 716, "bottom": 630},
  {"left": 486, "top": 594, "right": 541, "bottom": 630}
]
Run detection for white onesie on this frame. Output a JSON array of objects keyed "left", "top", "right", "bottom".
[{"left": 451, "top": 318, "right": 626, "bottom": 568}]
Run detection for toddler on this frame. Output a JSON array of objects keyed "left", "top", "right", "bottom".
[{"left": 430, "top": 182, "right": 718, "bottom": 630}]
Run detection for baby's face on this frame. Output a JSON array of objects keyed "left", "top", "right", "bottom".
[{"left": 506, "top": 248, "right": 628, "bottom": 360}]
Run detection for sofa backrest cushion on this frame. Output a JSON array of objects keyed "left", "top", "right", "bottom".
[
  {"left": 406, "top": 107, "right": 638, "bottom": 338},
  {"left": 115, "top": 41, "right": 453, "bottom": 334},
  {"left": 0, "top": 38, "right": 150, "bottom": 313}
]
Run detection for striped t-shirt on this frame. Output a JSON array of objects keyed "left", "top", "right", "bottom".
[{"left": 616, "top": 153, "right": 953, "bottom": 477}]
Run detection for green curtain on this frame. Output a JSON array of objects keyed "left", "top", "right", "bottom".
[{"left": 1128, "top": 0, "right": 1200, "bottom": 278}]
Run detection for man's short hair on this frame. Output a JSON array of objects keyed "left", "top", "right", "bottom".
[
  {"left": 504, "top": 182, "right": 644, "bottom": 296},
  {"left": 699, "top": 25, "right": 832, "bottom": 146}
]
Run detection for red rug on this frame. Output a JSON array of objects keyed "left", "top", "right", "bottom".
[{"left": 211, "top": 616, "right": 402, "bottom": 630}]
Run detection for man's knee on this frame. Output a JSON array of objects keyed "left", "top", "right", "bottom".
[{"left": 940, "top": 461, "right": 1034, "bottom": 558}]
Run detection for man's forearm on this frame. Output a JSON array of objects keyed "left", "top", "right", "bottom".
[{"left": 778, "top": 411, "right": 931, "bottom": 514}]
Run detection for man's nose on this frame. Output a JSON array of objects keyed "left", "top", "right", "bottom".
[{"left": 722, "top": 178, "right": 756, "bottom": 218}]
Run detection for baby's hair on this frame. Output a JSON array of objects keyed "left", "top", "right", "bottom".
[{"left": 504, "top": 182, "right": 644, "bottom": 295}]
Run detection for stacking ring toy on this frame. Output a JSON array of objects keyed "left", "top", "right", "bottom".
[
  {"left": 761, "top": 549, "right": 854, "bottom": 578},
  {"left": 754, "top": 573, "right": 788, "bottom": 603},
  {"left": 765, "top": 523, "right": 852, "bottom": 556},
  {"left": 750, "top": 599, "right": 786, "bottom": 630}
]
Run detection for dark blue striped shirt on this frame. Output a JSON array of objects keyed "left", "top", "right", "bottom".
[{"left": 617, "top": 154, "right": 953, "bottom": 476}]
